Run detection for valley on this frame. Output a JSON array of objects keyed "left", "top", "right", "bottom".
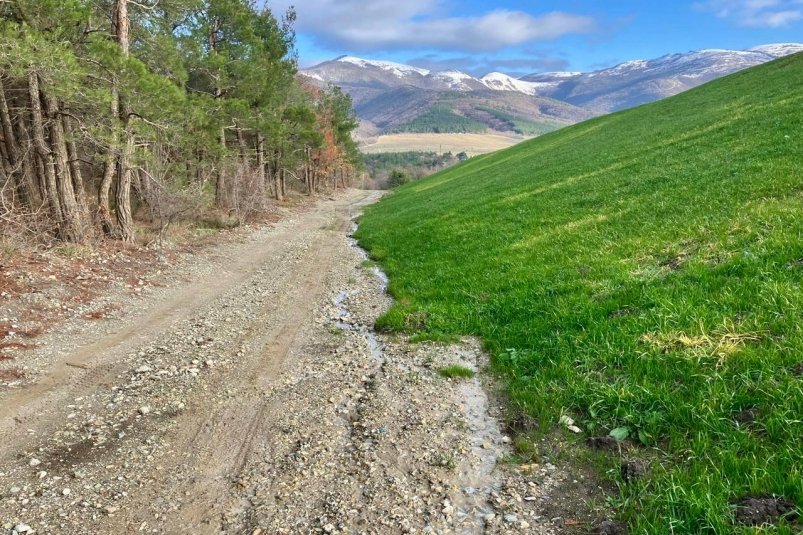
[{"left": 304, "top": 44, "right": 803, "bottom": 156}]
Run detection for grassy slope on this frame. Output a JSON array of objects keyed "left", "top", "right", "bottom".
[{"left": 357, "top": 54, "right": 803, "bottom": 532}]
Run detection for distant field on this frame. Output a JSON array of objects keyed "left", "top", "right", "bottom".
[{"left": 359, "top": 133, "right": 527, "bottom": 156}]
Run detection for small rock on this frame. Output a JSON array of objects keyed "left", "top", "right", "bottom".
[
  {"left": 135, "top": 365, "right": 152, "bottom": 374},
  {"left": 62, "top": 488, "right": 71, "bottom": 496},
  {"left": 483, "top": 513, "right": 496, "bottom": 522},
  {"left": 138, "top": 406, "right": 151, "bottom": 415},
  {"left": 442, "top": 499, "right": 454, "bottom": 516},
  {"left": 28, "top": 458, "right": 41, "bottom": 467},
  {"left": 504, "top": 513, "right": 518, "bottom": 523},
  {"left": 12, "top": 524, "right": 32, "bottom": 534}
]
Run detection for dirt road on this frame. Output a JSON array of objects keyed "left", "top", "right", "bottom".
[{"left": 0, "top": 190, "right": 568, "bottom": 534}]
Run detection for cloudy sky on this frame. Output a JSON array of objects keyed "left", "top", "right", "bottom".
[{"left": 264, "top": 0, "right": 803, "bottom": 76}]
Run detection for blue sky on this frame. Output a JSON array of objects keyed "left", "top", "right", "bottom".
[{"left": 266, "top": 0, "right": 803, "bottom": 76}]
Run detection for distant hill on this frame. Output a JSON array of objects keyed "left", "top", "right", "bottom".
[
  {"left": 356, "top": 53, "right": 803, "bottom": 534},
  {"left": 300, "top": 44, "right": 803, "bottom": 138},
  {"left": 521, "top": 44, "right": 803, "bottom": 111},
  {"left": 300, "top": 56, "right": 594, "bottom": 139}
]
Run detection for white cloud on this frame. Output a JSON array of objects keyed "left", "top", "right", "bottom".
[
  {"left": 695, "top": 0, "right": 803, "bottom": 27},
  {"left": 267, "top": 0, "right": 597, "bottom": 52}
]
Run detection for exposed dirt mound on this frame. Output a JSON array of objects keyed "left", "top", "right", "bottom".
[
  {"left": 733, "top": 495, "right": 798, "bottom": 526},
  {"left": 620, "top": 459, "right": 648, "bottom": 483}
]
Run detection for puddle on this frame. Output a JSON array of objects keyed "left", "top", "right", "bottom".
[
  {"left": 338, "top": 225, "right": 506, "bottom": 533},
  {"left": 452, "top": 351, "right": 507, "bottom": 533},
  {"left": 348, "top": 222, "right": 389, "bottom": 292},
  {"left": 461, "top": 379, "right": 505, "bottom": 486},
  {"left": 333, "top": 290, "right": 383, "bottom": 362},
  {"left": 331, "top": 225, "right": 390, "bottom": 364}
]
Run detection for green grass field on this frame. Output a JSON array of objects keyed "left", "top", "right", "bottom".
[{"left": 356, "top": 54, "right": 803, "bottom": 532}]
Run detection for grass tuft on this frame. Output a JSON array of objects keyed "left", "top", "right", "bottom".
[{"left": 437, "top": 365, "right": 476, "bottom": 379}]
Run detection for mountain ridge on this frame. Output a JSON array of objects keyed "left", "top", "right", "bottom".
[{"left": 300, "top": 43, "right": 803, "bottom": 139}]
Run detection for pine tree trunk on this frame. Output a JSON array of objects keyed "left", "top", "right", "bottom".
[
  {"left": 215, "top": 128, "right": 227, "bottom": 207},
  {"left": 0, "top": 78, "right": 38, "bottom": 207},
  {"left": 116, "top": 115, "right": 134, "bottom": 242},
  {"left": 63, "top": 106, "right": 89, "bottom": 221},
  {"left": 14, "top": 115, "right": 45, "bottom": 205},
  {"left": 0, "top": 129, "right": 13, "bottom": 192},
  {"left": 209, "top": 18, "right": 227, "bottom": 209},
  {"left": 304, "top": 147, "right": 312, "bottom": 195},
  {"left": 311, "top": 164, "right": 317, "bottom": 194},
  {"left": 99, "top": 85, "right": 119, "bottom": 236},
  {"left": 114, "top": 0, "right": 135, "bottom": 242},
  {"left": 256, "top": 134, "right": 266, "bottom": 195},
  {"left": 45, "top": 94, "right": 85, "bottom": 242},
  {"left": 274, "top": 151, "right": 283, "bottom": 201},
  {"left": 28, "top": 71, "right": 62, "bottom": 229},
  {"left": 266, "top": 155, "right": 276, "bottom": 199},
  {"left": 33, "top": 152, "right": 47, "bottom": 204}
]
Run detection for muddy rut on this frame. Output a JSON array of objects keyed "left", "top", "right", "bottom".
[{"left": 0, "top": 190, "right": 566, "bottom": 534}]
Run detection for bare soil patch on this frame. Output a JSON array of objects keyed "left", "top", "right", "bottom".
[{"left": 734, "top": 495, "right": 798, "bottom": 527}]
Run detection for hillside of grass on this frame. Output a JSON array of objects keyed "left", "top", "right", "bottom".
[
  {"left": 393, "top": 103, "right": 487, "bottom": 134},
  {"left": 476, "top": 105, "right": 563, "bottom": 136},
  {"left": 356, "top": 54, "right": 803, "bottom": 533}
]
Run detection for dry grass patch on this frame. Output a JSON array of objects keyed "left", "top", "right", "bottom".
[
  {"left": 641, "top": 325, "right": 763, "bottom": 362},
  {"left": 360, "top": 133, "right": 526, "bottom": 156}
]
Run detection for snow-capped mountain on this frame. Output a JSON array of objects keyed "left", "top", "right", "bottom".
[
  {"left": 432, "top": 70, "right": 483, "bottom": 91},
  {"left": 299, "top": 43, "right": 803, "bottom": 134},
  {"left": 479, "top": 72, "right": 543, "bottom": 96},
  {"left": 523, "top": 44, "right": 803, "bottom": 111},
  {"left": 749, "top": 43, "right": 803, "bottom": 57},
  {"left": 336, "top": 56, "right": 430, "bottom": 77}
]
